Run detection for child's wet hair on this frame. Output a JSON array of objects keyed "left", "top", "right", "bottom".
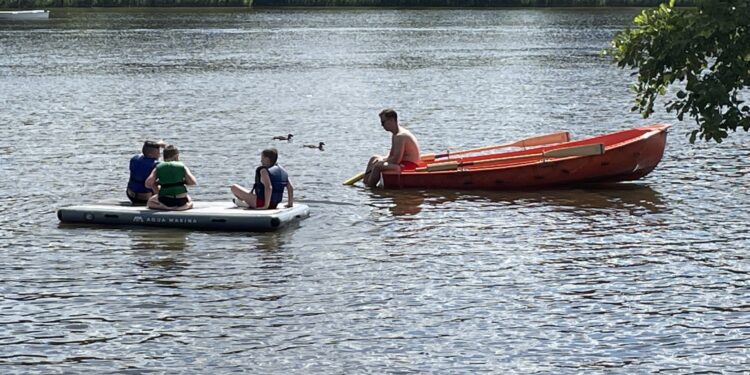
[
  {"left": 142, "top": 140, "right": 160, "bottom": 155},
  {"left": 163, "top": 145, "right": 179, "bottom": 160},
  {"left": 262, "top": 148, "right": 278, "bottom": 164}
]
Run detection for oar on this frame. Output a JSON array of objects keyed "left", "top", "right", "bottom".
[
  {"left": 342, "top": 131, "right": 571, "bottom": 185},
  {"left": 418, "top": 143, "right": 605, "bottom": 172},
  {"left": 343, "top": 171, "right": 366, "bottom": 186},
  {"left": 420, "top": 131, "right": 570, "bottom": 162}
]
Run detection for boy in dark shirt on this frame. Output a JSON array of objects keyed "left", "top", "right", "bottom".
[
  {"left": 231, "top": 148, "right": 294, "bottom": 209},
  {"left": 126, "top": 140, "right": 165, "bottom": 205}
]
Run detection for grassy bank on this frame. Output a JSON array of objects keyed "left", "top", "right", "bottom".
[{"left": 1, "top": 0, "right": 692, "bottom": 6}]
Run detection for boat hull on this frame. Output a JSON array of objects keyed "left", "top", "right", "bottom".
[{"left": 382, "top": 124, "right": 670, "bottom": 190}]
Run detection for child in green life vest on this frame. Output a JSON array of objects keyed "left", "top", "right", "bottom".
[{"left": 145, "top": 144, "right": 197, "bottom": 211}]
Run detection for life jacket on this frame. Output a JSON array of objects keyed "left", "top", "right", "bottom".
[
  {"left": 128, "top": 154, "right": 158, "bottom": 193},
  {"left": 252, "top": 164, "right": 288, "bottom": 209},
  {"left": 155, "top": 161, "right": 187, "bottom": 196}
]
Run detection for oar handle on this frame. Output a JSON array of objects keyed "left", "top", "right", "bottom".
[
  {"left": 420, "top": 153, "right": 539, "bottom": 172},
  {"left": 420, "top": 131, "right": 570, "bottom": 162},
  {"left": 417, "top": 143, "right": 604, "bottom": 172},
  {"left": 421, "top": 144, "right": 511, "bottom": 162}
]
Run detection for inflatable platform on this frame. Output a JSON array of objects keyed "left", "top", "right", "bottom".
[{"left": 57, "top": 201, "right": 309, "bottom": 232}]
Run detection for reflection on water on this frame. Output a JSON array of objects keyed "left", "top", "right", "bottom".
[
  {"left": 128, "top": 230, "right": 189, "bottom": 288},
  {"left": 129, "top": 229, "right": 189, "bottom": 251},
  {"left": 256, "top": 231, "right": 284, "bottom": 252},
  {"left": 492, "top": 183, "right": 665, "bottom": 214},
  {"left": 369, "top": 182, "right": 665, "bottom": 217},
  {"left": 368, "top": 189, "right": 426, "bottom": 216}
]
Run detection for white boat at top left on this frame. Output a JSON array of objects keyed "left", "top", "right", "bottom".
[{"left": 0, "top": 9, "right": 50, "bottom": 20}]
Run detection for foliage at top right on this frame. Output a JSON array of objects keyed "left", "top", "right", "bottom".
[{"left": 608, "top": 0, "right": 750, "bottom": 143}]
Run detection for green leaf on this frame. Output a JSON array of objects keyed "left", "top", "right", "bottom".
[{"left": 607, "top": 0, "right": 750, "bottom": 143}]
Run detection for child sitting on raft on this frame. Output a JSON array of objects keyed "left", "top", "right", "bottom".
[
  {"left": 145, "top": 145, "right": 197, "bottom": 211},
  {"left": 231, "top": 148, "right": 294, "bottom": 209},
  {"left": 126, "top": 140, "right": 165, "bottom": 205}
]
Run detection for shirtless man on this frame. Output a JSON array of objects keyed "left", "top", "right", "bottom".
[{"left": 364, "top": 108, "right": 422, "bottom": 188}]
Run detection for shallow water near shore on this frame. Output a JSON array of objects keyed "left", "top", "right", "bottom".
[{"left": 1, "top": 7, "right": 748, "bottom": 373}]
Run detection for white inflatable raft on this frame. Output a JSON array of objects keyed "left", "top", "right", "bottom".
[{"left": 57, "top": 201, "right": 310, "bottom": 231}]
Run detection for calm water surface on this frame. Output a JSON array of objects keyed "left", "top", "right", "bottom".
[{"left": 1, "top": 8, "right": 748, "bottom": 373}]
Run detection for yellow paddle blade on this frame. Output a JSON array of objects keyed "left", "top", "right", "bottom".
[{"left": 343, "top": 171, "right": 366, "bottom": 186}]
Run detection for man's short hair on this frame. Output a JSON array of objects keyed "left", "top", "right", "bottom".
[
  {"left": 379, "top": 108, "right": 398, "bottom": 121},
  {"left": 163, "top": 145, "right": 179, "bottom": 161},
  {"left": 262, "top": 148, "right": 278, "bottom": 165},
  {"left": 142, "top": 140, "right": 160, "bottom": 155}
]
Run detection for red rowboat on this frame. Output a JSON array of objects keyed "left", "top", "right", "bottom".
[{"left": 381, "top": 124, "right": 671, "bottom": 190}]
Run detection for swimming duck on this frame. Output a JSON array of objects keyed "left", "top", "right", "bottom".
[
  {"left": 303, "top": 142, "right": 325, "bottom": 150},
  {"left": 273, "top": 133, "right": 293, "bottom": 141}
]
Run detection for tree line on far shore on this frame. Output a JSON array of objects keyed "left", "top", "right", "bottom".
[{"left": 1, "top": 0, "right": 696, "bottom": 7}]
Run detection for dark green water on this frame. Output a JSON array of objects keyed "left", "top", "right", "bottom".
[{"left": 0, "top": 8, "right": 747, "bottom": 373}]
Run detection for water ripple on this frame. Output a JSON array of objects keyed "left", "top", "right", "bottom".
[{"left": 0, "top": 7, "right": 748, "bottom": 374}]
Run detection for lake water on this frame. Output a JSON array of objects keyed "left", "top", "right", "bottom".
[{"left": 1, "top": 7, "right": 748, "bottom": 373}]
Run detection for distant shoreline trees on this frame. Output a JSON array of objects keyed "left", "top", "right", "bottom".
[
  {"left": 0, "top": 0, "right": 249, "bottom": 7},
  {"left": 1, "top": 0, "right": 696, "bottom": 8}
]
